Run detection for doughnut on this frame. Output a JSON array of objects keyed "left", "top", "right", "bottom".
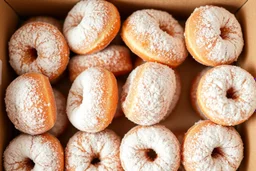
[
  {"left": 63, "top": 0, "right": 120, "bottom": 55},
  {"left": 65, "top": 129, "right": 122, "bottom": 171},
  {"left": 114, "top": 78, "right": 126, "bottom": 118},
  {"left": 49, "top": 89, "right": 69, "bottom": 137},
  {"left": 5, "top": 73, "right": 56, "bottom": 135},
  {"left": 121, "top": 9, "right": 188, "bottom": 67},
  {"left": 120, "top": 125, "right": 180, "bottom": 171},
  {"left": 68, "top": 45, "right": 132, "bottom": 82},
  {"left": 9, "top": 22, "right": 69, "bottom": 82},
  {"left": 121, "top": 62, "right": 176, "bottom": 125},
  {"left": 67, "top": 67, "right": 118, "bottom": 132},
  {"left": 173, "top": 131, "right": 186, "bottom": 171},
  {"left": 182, "top": 120, "right": 244, "bottom": 171},
  {"left": 185, "top": 5, "right": 244, "bottom": 66},
  {"left": 24, "top": 16, "right": 62, "bottom": 31},
  {"left": 4, "top": 133, "right": 64, "bottom": 171},
  {"left": 190, "top": 67, "right": 210, "bottom": 119},
  {"left": 197, "top": 65, "right": 256, "bottom": 126}
]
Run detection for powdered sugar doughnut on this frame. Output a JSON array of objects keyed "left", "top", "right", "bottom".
[
  {"left": 9, "top": 22, "right": 69, "bottom": 82},
  {"left": 65, "top": 129, "right": 122, "bottom": 170},
  {"left": 185, "top": 5, "right": 244, "bottom": 66},
  {"left": 4, "top": 133, "right": 64, "bottom": 171},
  {"left": 120, "top": 125, "right": 180, "bottom": 171},
  {"left": 182, "top": 120, "right": 244, "bottom": 171},
  {"left": 198, "top": 65, "right": 256, "bottom": 126},
  {"left": 121, "top": 62, "right": 176, "bottom": 125},
  {"left": 49, "top": 89, "right": 69, "bottom": 137},
  {"left": 24, "top": 16, "right": 62, "bottom": 31},
  {"left": 63, "top": 0, "right": 120, "bottom": 55},
  {"left": 5, "top": 73, "right": 56, "bottom": 135},
  {"left": 69, "top": 45, "right": 132, "bottom": 82},
  {"left": 121, "top": 9, "right": 188, "bottom": 67},
  {"left": 67, "top": 67, "right": 118, "bottom": 132},
  {"left": 190, "top": 67, "right": 210, "bottom": 119}
]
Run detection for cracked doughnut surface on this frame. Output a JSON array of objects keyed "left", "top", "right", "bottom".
[
  {"left": 63, "top": 0, "right": 120, "bottom": 54},
  {"left": 120, "top": 125, "right": 180, "bottom": 171},
  {"left": 197, "top": 65, "right": 256, "bottom": 126},
  {"left": 4, "top": 133, "right": 64, "bottom": 171},
  {"left": 9, "top": 22, "right": 69, "bottom": 82},
  {"left": 185, "top": 5, "right": 244, "bottom": 66},
  {"left": 182, "top": 120, "right": 244, "bottom": 171},
  {"left": 121, "top": 62, "right": 176, "bottom": 125},
  {"left": 65, "top": 129, "right": 122, "bottom": 171}
]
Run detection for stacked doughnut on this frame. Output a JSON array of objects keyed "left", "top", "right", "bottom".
[{"left": 3, "top": 0, "right": 254, "bottom": 171}]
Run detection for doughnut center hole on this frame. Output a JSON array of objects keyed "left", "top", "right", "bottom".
[
  {"left": 226, "top": 88, "right": 237, "bottom": 99},
  {"left": 91, "top": 156, "right": 100, "bottom": 165},
  {"left": 26, "top": 159, "right": 35, "bottom": 169},
  {"left": 220, "top": 27, "right": 229, "bottom": 40},
  {"left": 145, "top": 149, "right": 157, "bottom": 161},
  {"left": 211, "top": 147, "right": 222, "bottom": 158},
  {"left": 29, "top": 48, "right": 38, "bottom": 60},
  {"left": 160, "top": 25, "right": 173, "bottom": 36}
]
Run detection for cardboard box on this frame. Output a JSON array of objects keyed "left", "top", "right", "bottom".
[{"left": 0, "top": 0, "right": 255, "bottom": 170}]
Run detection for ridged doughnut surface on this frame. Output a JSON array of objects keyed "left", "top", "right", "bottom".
[
  {"left": 9, "top": 22, "right": 69, "bottom": 82},
  {"left": 197, "top": 65, "right": 256, "bottom": 126},
  {"left": 121, "top": 62, "right": 176, "bottom": 125},
  {"left": 5, "top": 73, "right": 56, "bottom": 135},
  {"left": 182, "top": 120, "right": 244, "bottom": 171},
  {"left": 121, "top": 9, "right": 187, "bottom": 67},
  {"left": 63, "top": 0, "right": 120, "bottom": 54},
  {"left": 120, "top": 125, "right": 180, "bottom": 171},
  {"left": 4, "top": 133, "right": 64, "bottom": 171},
  {"left": 185, "top": 5, "right": 244, "bottom": 66},
  {"left": 67, "top": 67, "right": 118, "bottom": 132},
  {"left": 65, "top": 130, "right": 122, "bottom": 171}
]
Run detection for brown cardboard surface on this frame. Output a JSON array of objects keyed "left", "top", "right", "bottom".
[
  {"left": 6, "top": 0, "right": 246, "bottom": 18},
  {"left": 0, "top": 1, "right": 18, "bottom": 170}
]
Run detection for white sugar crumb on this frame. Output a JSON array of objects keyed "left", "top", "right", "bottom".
[
  {"left": 194, "top": 6, "right": 244, "bottom": 63},
  {"left": 127, "top": 9, "right": 187, "bottom": 62},
  {"left": 120, "top": 125, "right": 180, "bottom": 171},
  {"left": 63, "top": 0, "right": 113, "bottom": 51},
  {"left": 5, "top": 76, "right": 50, "bottom": 134},
  {"left": 66, "top": 130, "right": 122, "bottom": 170},
  {"left": 67, "top": 68, "right": 110, "bottom": 132},
  {"left": 9, "top": 22, "right": 65, "bottom": 79},
  {"left": 183, "top": 122, "right": 243, "bottom": 170},
  {"left": 122, "top": 62, "right": 176, "bottom": 125},
  {"left": 199, "top": 65, "right": 256, "bottom": 125},
  {"left": 4, "top": 134, "right": 62, "bottom": 171}
]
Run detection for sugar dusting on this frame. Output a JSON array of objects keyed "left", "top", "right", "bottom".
[
  {"left": 9, "top": 22, "right": 67, "bottom": 79},
  {"left": 182, "top": 121, "right": 243, "bottom": 170},
  {"left": 5, "top": 75, "right": 51, "bottom": 134},
  {"left": 120, "top": 125, "right": 180, "bottom": 171},
  {"left": 121, "top": 62, "right": 176, "bottom": 125},
  {"left": 193, "top": 6, "right": 244, "bottom": 63},
  {"left": 125, "top": 9, "right": 187, "bottom": 63},
  {"left": 198, "top": 65, "right": 256, "bottom": 125},
  {"left": 4, "top": 134, "right": 62, "bottom": 171},
  {"left": 69, "top": 45, "right": 132, "bottom": 81},
  {"left": 24, "top": 16, "right": 62, "bottom": 31},
  {"left": 65, "top": 130, "right": 122, "bottom": 170}
]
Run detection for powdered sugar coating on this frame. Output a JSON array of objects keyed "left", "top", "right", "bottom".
[
  {"left": 5, "top": 74, "right": 55, "bottom": 135},
  {"left": 49, "top": 89, "right": 69, "bottom": 137},
  {"left": 186, "top": 6, "right": 244, "bottom": 65},
  {"left": 182, "top": 120, "right": 243, "bottom": 171},
  {"left": 24, "top": 16, "right": 62, "bottom": 31},
  {"left": 9, "top": 22, "right": 69, "bottom": 81},
  {"left": 4, "top": 133, "right": 64, "bottom": 171},
  {"left": 69, "top": 45, "right": 132, "bottom": 81},
  {"left": 63, "top": 0, "right": 120, "bottom": 54},
  {"left": 120, "top": 125, "right": 180, "bottom": 171},
  {"left": 121, "top": 62, "right": 176, "bottom": 125},
  {"left": 65, "top": 130, "right": 122, "bottom": 171},
  {"left": 122, "top": 9, "right": 187, "bottom": 67},
  {"left": 198, "top": 65, "right": 256, "bottom": 126},
  {"left": 67, "top": 67, "right": 117, "bottom": 132}
]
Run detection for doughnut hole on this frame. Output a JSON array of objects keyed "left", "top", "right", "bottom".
[
  {"left": 91, "top": 155, "right": 100, "bottom": 165},
  {"left": 211, "top": 147, "right": 223, "bottom": 158},
  {"left": 73, "top": 15, "right": 83, "bottom": 27},
  {"left": 25, "top": 158, "right": 35, "bottom": 169},
  {"left": 226, "top": 87, "right": 238, "bottom": 100},
  {"left": 145, "top": 149, "right": 157, "bottom": 161},
  {"left": 220, "top": 27, "right": 229, "bottom": 40},
  {"left": 159, "top": 25, "right": 173, "bottom": 36},
  {"left": 25, "top": 47, "right": 38, "bottom": 63}
]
